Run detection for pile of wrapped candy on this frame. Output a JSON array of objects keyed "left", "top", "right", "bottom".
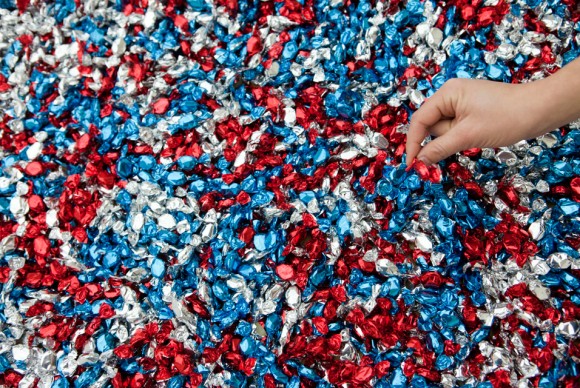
[{"left": 1, "top": 0, "right": 580, "bottom": 386}]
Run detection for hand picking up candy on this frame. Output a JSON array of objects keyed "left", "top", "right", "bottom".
[{"left": 406, "top": 57, "right": 580, "bottom": 166}]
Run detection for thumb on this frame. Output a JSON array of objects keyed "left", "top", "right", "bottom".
[
  {"left": 405, "top": 83, "right": 457, "bottom": 166},
  {"left": 416, "top": 130, "right": 465, "bottom": 165}
]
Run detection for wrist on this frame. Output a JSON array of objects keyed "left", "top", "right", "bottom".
[
  {"left": 518, "top": 80, "right": 557, "bottom": 137},
  {"left": 533, "top": 62, "right": 580, "bottom": 133}
]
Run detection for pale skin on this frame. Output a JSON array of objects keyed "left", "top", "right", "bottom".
[{"left": 405, "top": 57, "right": 580, "bottom": 167}]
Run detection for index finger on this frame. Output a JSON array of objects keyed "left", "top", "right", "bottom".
[{"left": 405, "top": 89, "right": 454, "bottom": 166}]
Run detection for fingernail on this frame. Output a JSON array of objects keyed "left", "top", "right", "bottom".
[{"left": 417, "top": 155, "right": 430, "bottom": 166}]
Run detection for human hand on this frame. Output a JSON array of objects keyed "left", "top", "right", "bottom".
[{"left": 405, "top": 78, "right": 561, "bottom": 167}]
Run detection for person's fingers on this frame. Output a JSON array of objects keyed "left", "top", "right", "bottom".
[
  {"left": 406, "top": 120, "right": 453, "bottom": 167},
  {"left": 428, "top": 119, "right": 453, "bottom": 137},
  {"left": 416, "top": 127, "right": 466, "bottom": 165},
  {"left": 405, "top": 124, "right": 428, "bottom": 167},
  {"left": 405, "top": 85, "right": 457, "bottom": 165}
]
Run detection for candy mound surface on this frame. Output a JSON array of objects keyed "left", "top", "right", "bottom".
[{"left": 0, "top": 0, "right": 579, "bottom": 387}]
